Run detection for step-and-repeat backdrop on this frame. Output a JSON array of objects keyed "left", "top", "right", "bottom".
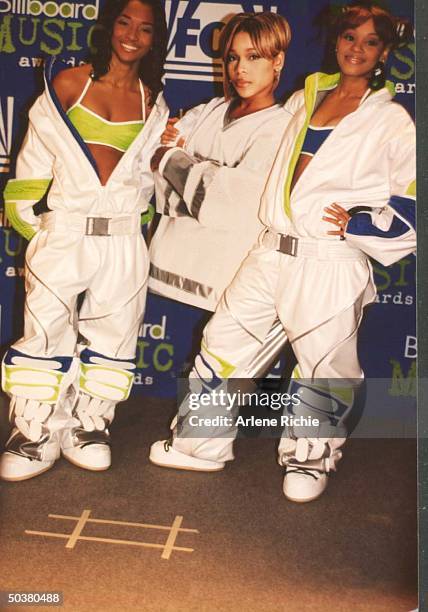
[{"left": 0, "top": 0, "right": 415, "bottom": 399}]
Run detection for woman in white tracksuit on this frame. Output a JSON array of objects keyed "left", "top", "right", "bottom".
[
  {"left": 149, "top": 3, "right": 416, "bottom": 503},
  {"left": 149, "top": 99, "right": 290, "bottom": 313},
  {"left": 1, "top": 0, "right": 169, "bottom": 481},
  {"left": 149, "top": 12, "right": 293, "bottom": 380}
]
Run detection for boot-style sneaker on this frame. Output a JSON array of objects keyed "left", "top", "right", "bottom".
[
  {"left": 282, "top": 462, "right": 329, "bottom": 503},
  {"left": 0, "top": 428, "right": 58, "bottom": 482},
  {"left": 61, "top": 441, "right": 111, "bottom": 471},
  {"left": 0, "top": 398, "right": 60, "bottom": 482},
  {"left": 60, "top": 393, "right": 113, "bottom": 471},
  {"left": 1, "top": 349, "right": 83, "bottom": 481},
  {"left": 149, "top": 439, "right": 225, "bottom": 472},
  {"left": 280, "top": 438, "right": 342, "bottom": 503}
]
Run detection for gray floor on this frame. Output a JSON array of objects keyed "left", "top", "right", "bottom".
[{"left": 0, "top": 395, "right": 418, "bottom": 611}]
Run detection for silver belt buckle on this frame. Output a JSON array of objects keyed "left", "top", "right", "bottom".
[
  {"left": 279, "top": 234, "right": 298, "bottom": 256},
  {"left": 85, "top": 217, "right": 111, "bottom": 236}
]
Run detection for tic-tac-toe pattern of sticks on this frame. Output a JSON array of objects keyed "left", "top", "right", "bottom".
[{"left": 25, "top": 510, "right": 199, "bottom": 559}]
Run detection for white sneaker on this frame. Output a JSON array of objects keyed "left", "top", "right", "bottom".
[
  {"left": 0, "top": 426, "right": 59, "bottom": 482},
  {"left": 282, "top": 465, "right": 328, "bottom": 503},
  {"left": 0, "top": 451, "right": 55, "bottom": 481},
  {"left": 62, "top": 444, "right": 111, "bottom": 471},
  {"left": 280, "top": 438, "right": 342, "bottom": 503},
  {"left": 149, "top": 440, "right": 225, "bottom": 472}
]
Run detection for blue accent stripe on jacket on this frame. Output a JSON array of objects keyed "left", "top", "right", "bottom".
[
  {"left": 44, "top": 58, "right": 100, "bottom": 178},
  {"left": 346, "top": 212, "right": 411, "bottom": 239},
  {"left": 388, "top": 195, "right": 415, "bottom": 230}
]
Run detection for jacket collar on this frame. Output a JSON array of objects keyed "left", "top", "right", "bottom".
[
  {"left": 303, "top": 71, "right": 395, "bottom": 115},
  {"left": 43, "top": 58, "right": 100, "bottom": 177}
]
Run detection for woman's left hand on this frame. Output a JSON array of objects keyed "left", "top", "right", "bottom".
[
  {"left": 150, "top": 146, "right": 171, "bottom": 172},
  {"left": 322, "top": 203, "right": 351, "bottom": 238}
]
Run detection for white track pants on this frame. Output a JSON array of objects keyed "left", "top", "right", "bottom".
[
  {"left": 16, "top": 229, "right": 148, "bottom": 359},
  {"left": 2, "top": 228, "right": 148, "bottom": 450},
  {"left": 172, "top": 236, "right": 376, "bottom": 462}
]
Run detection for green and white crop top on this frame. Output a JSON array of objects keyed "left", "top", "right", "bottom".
[{"left": 67, "top": 79, "right": 145, "bottom": 152}]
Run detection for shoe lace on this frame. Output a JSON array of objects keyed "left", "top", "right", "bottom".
[
  {"left": 164, "top": 438, "right": 172, "bottom": 452},
  {"left": 286, "top": 466, "right": 321, "bottom": 480}
]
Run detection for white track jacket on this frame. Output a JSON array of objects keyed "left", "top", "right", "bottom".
[
  {"left": 260, "top": 72, "right": 416, "bottom": 267},
  {"left": 148, "top": 98, "right": 292, "bottom": 311},
  {"left": 4, "top": 60, "right": 169, "bottom": 240}
]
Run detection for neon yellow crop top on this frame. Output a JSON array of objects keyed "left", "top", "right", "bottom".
[{"left": 67, "top": 79, "right": 145, "bottom": 153}]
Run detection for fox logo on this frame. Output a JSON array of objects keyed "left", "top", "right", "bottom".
[{"left": 165, "top": 0, "right": 278, "bottom": 82}]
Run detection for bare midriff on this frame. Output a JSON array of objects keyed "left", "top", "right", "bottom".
[{"left": 88, "top": 144, "right": 124, "bottom": 185}]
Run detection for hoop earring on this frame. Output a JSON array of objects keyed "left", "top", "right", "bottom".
[{"left": 369, "top": 60, "right": 386, "bottom": 90}]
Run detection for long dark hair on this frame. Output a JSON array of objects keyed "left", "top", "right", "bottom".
[{"left": 89, "top": 0, "right": 167, "bottom": 106}]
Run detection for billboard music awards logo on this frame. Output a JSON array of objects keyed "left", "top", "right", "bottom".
[
  {"left": 0, "top": 96, "right": 13, "bottom": 174},
  {"left": 134, "top": 315, "right": 174, "bottom": 385},
  {"left": 0, "top": 1, "right": 100, "bottom": 60},
  {"left": 165, "top": 0, "right": 279, "bottom": 81},
  {"left": 0, "top": 0, "right": 99, "bottom": 19}
]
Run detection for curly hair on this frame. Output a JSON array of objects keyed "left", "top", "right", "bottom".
[
  {"left": 220, "top": 12, "right": 292, "bottom": 99},
  {"left": 88, "top": 0, "right": 167, "bottom": 106}
]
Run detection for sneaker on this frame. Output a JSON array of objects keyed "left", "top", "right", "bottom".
[
  {"left": 282, "top": 464, "right": 328, "bottom": 503},
  {"left": 0, "top": 426, "right": 59, "bottom": 482},
  {"left": 60, "top": 392, "right": 113, "bottom": 471},
  {"left": 280, "top": 438, "right": 342, "bottom": 503},
  {"left": 62, "top": 442, "right": 111, "bottom": 471},
  {"left": 0, "top": 451, "right": 55, "bottom": 482},
  {"left": 149, "top": 440, "right": 225, "bottom": 472}
]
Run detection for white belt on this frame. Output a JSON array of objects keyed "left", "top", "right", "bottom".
[
  {"left": 40, "top": 211, "right": 141, "bottom": 236},
  {"left": 263, "top": 229, "right": 366, "bottom": 260}
]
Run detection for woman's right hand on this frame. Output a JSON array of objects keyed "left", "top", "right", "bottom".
[
  {"left": 322, "top": 203, "right": 351, "bottom": 239},
  {"left": 161, "top": 118, "right": 185, "bottom": 147}
]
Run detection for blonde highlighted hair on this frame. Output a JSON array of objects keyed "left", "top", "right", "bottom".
[{"left": 220, "top": 12, "right": 292, "bottom": 99}]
